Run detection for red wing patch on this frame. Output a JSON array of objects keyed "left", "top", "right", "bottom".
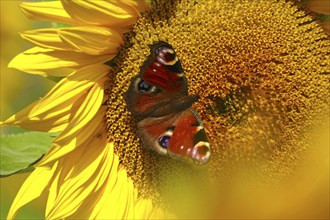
[
  {"left": 143, "top": 60, "right": 182, "bottom": 92},
  {"left": 167, "top": 110, "right": 210, "bottom": 165}
]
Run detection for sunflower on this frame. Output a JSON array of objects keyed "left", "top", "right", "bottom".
[{"left": 2, "top": 0, "right": 329, "bottom": 219}]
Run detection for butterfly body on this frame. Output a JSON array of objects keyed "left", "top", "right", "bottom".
[{"left": 124, "top": 41, "right": 210, "bottom": 165}]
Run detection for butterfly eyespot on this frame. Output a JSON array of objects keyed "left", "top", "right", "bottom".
[
  {"left": 158, "top": 126, "right": 175, "bottom": 149},
  {"left": 163, "top": 51, "right": 176, "bottom": 63},
  {"left": 157, "top": 47, "right": 178, "bottom": 66},
  {"left": 135, "top": 78, "right": 160, "bottom": 93},
  {"left": 192, "top": 142, "right": 211, "bottom": 165},
  {"left": 138, "top": 80, "right": 152, "bottom": 92},
  {"left": 158, "top": 135, "right": 171, "bottom": 148}
]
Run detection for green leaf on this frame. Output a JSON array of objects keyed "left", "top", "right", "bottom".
[
  {"left": 0, "top": 132, "right": 54, "bottom": 177},
  {"left": 51, "top": 22, "right": 71, "bottom": 28},
  {"left": 46, "top": 75, "right": 63, "bottom": 83}
]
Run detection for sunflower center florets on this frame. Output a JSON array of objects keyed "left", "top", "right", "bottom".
[{"left": 106, "top": 0, "right": 329, "bottom": 206}]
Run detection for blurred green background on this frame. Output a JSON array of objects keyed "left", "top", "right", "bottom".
[{"left": 1, "top": 1, "right": 54, "bottom": 219}]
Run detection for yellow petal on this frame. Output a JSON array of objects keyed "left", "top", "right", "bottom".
[
  {"left": 134, "top": 197, "right": 175, "bottom": 219},
  {"left": 149, "top": 206, "right": 175, "bottom": 219},
  {"left": 2, "top": 65, "right": 111, "bottom": 132},
  {"left": 21, "top": 27, "right": 124, "bottom": 55},
  {"left": 307, "top": 0, "right": 330, "bottom": 15},
  {"left": 37, "top": 106, "right": 107, "bottom": 166},
  {"left": 91, "top": 165, "right": 133, "bottom": 219},
  {"left": 8, "top": 46, "right": 111, "bottom": 76},
  {"left": 52, "top": 77, "right": 106, "bottom": 146},
  {"left": 7, "top": 164, "right": 57, "bottom": 220},
  {"left": 67, "top": 147, "right": 119, "bottom": 219},
  {"left": 126, "top": 0, "right": 149, "bottom": 13},
  {"left": 46, "top": 136, "right": 109, "bottom": 219},
  {"left": 88, "top": 155, "right": 120, "bottom": 218},
  {"left": 20, "top": 29, "right": 70, "bottom": 51},
  {"left": 134, "top": 198, "right": 154, "bottom": 219},
  {"left": 61, "top": 0, "right": 140, "bottom": 27},
  {"left": 20, "top": 1, "right": 75, "bottom": 25},
  {"left": 59, "top": 26, "right": 124, "bottom": 55},
  {"left": 35, "top": 66, "right": 108, "bottom": 117},
  {"left": 123, "top": 178, "right": 135, "bottom": 219},
  {"left": 1, "top": 99, "right": 72, "bottom": 132},
  {"left": 45, "top": 150, "right": 84, "bottom": 217}
]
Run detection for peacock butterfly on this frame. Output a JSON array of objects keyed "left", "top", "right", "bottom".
[{"left": 123, "top": 41, "right": 211, "bottom": 165}]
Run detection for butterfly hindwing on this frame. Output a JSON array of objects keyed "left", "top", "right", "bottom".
[{"left": 137, "top": 109, "right": 211, "bottom": 165}]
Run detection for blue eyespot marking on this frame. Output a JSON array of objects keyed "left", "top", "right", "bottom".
[
  {"left": 138, "top": 80, "right": 152, "bottom": 92},
  {"left": 158, "top": 135, "right": 170, "bottom": 148}
]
